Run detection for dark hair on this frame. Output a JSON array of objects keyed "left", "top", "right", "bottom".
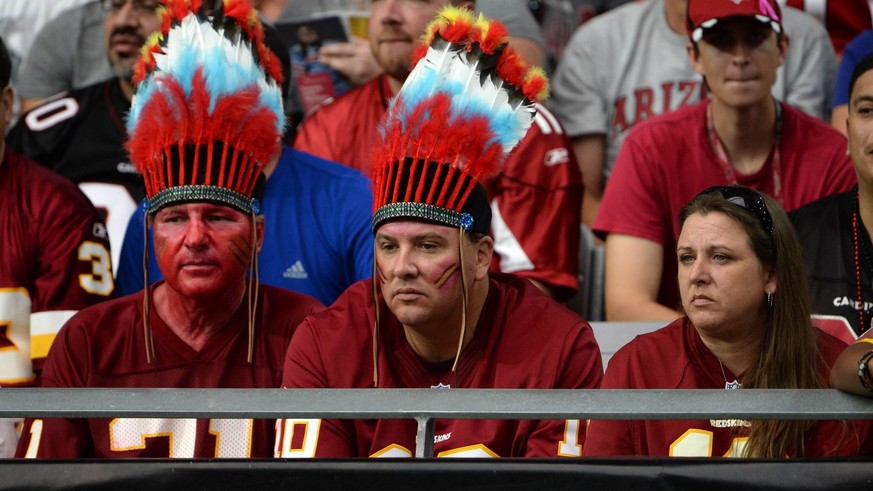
[
  {"left": 849, "top": 53, "right": 873, "bottom": 106},
  {"left": 679, "top": 188, "right": 826, "bottom": 457},
  {"left": 0, "top": 35, "right": 10, "bottom": 89}
]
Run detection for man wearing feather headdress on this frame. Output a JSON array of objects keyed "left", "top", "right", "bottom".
[
  {"left": 293, "top": 0, "right": 584, "bottom": 302},
  {"left": 276, "top": 7, "right": 602, "bottom": 459},
  {"left": 15, "top": 0, "right": 323, "bottom": 459}
]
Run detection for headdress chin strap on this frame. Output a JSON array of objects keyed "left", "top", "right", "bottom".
[
  {"left": 142, "top": 211, "right": 156, "bottom": 364},
  {"left": 246, "top": 208, "right": 260, "bottom": 364},
  {"left": 451, "top": 226, "right": 469, "bottom": 375}
]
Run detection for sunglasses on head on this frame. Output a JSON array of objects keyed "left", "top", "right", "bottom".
[{"left": 698, "top": 185, "right": 774, "bottom": 235}]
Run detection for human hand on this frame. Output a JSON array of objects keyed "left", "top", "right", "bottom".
[{"left": 318, "top": 37, "right": 383, "bottom": 87}]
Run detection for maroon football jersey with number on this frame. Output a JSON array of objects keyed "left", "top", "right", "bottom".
[
  {"left": 15, "top": 284, "right": 323, "bottom": 458},
  {"left": 584, "top": 318, "right": 873, "bottom": 457},
  {"left": 0, "top": 148, "right": 113, "bottom": 385},
  {"left": 277, "top": 273, "right": 603, "bottom": 458}
]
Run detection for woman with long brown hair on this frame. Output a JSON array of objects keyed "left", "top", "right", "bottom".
[{"left": 584, "top": 186, "right": 872, "bottom": 457}]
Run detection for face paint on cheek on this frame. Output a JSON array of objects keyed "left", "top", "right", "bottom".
[
  {"left": 432, "top": 261, "right": 460, "bottom": 290},
  {"left": 153, "top": 234, "right": 181, "bottom": 284},
  {"left": 227, "top": 236, "right": 253, "bottom": 267}
]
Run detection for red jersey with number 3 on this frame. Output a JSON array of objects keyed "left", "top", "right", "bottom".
[
  {"left": 583, "top": 317, "right": 873, "bottom": 457},
  {"left": 15, "top": 285, "right": 323, "bottom": 458},
  {"left": 0, "top": 148, "right": 113, "bottom": 385}
]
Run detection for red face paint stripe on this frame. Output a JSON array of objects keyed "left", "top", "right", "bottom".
[{"left": 433, "top": 263, "right": 459, "bottom": 289}]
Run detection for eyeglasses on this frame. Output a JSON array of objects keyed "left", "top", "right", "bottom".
[
  {"left": 100, "top": 0, "right": 160, "bottom": 15},
  {"left": 698, "top": 185, "right": 774, "bottom": 235}
]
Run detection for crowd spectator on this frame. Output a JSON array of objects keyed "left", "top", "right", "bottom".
[
  {"left": 0, "top": 34, "right": 112, "bottom": 456},
  {"left": 592, "top": 0, "right": 854, "bottom": 321},
  {"left": 585, "top": 186, "right": 872, "bottom": 456},
  {"left": 294, "top": 0, "right": 583, "bottom": 300},
  {"left": 15, "top": 1, "right": 323, "bottom": 459},
  {"left": 114, "top": 1, "right": 373, "bottom": 307},
  {"left": 276, "top": 7, "right": 602, "bottom": 458},
  {"left": 6, "top": 0, "right": 156, "bottom": 273},
  {"left": 552, "top": 0, "right": 836, "bottom": 226},
  {"left": 792, "top": 53, "right": 873, "bottom": 337}
]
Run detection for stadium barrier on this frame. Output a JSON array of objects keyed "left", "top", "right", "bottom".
[
  {"left": 2, "top": 387, "right": 873, "bottom": 490},
  {"left": 2, "top": 320, "right": 870, "bottom": 489}
]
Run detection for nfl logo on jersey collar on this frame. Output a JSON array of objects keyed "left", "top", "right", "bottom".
[{"left": 431, "top": 383, "right": 451, "bottom": 390}]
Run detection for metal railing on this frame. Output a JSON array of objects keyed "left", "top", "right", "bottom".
[{"left": 3, "top": 388, "right": 872, "bottom": 457}]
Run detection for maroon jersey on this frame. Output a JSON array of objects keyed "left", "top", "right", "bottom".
[
  {"left": 594, "top": 101, "right": 856, "bottom": 310},
  {"left": 277, "top": 273, "right": 603, "bottom": 458},
  {"left": 0, "top": 148, "right": 113, "bottom": 385},
  {"left": 15, "top": 284, "right": 323, "bottom": 458},
  {"left": 294, "top": 75, "right": 582, "bottom": 298},
  {"left": 584, "top": 318, "right": 873, "bottom": 457}
]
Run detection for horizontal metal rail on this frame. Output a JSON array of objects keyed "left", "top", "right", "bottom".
[
  {"left": 5, "top": 388, "right": 871, "bottom": 457},
  {"left": 3, "top": 388, "right": 872, "bottom": 419}
]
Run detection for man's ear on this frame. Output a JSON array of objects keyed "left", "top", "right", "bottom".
[
  {"left": 255, "top": 215, "right": 266, "bottom": 253},
  {"left": 687, "top": 41, "right": 704, "bottom": 76},
  {"left": 776, "top": 33, "right": 790, "bottom": 67},
  {"left": 474, "top": 235, "right": 493, "bottom": 281}
]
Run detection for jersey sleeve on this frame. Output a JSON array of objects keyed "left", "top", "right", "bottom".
[
  {"left": 28, "top": 174, "right": 114, "bottom": 370},
  {"left": 489, "top": 107, "right": 583, "bottom": 299},
  {"left": 277, "top": 318, "right": 356, "bottom": 458},
  {"left": 33, "top": 183, "right": 114, "bottom": 311},
  {"left": 524, "top": 322, "right": 603, "bottom": 457}
]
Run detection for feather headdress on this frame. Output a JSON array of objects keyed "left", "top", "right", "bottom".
[
  {"left": 368, "top": 6, "right": 549, "bottom": 387},
  {"left": 126, "top": 0, "right": 285, "bottom": 215},
  {"left": 371, "top": 5, "right": 548, "bottom": 235},
  {"left": 126, "top": 0, "right": 284, "bottom": 364}
]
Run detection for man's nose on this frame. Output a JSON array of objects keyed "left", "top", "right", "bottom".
[
  {"left": 183, "top": 218, "right": 209, "bottom": 248},
  {"left": 392, "top": 246, "right": 418, "bottom": 278}
]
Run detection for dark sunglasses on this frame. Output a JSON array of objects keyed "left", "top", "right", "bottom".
[{"left": 698, "top": 185, "right": 773, "bottom": 235}]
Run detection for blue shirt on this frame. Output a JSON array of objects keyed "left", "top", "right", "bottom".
[{"left": 116, "top": 146, "right": 374, "bottom": 306}]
